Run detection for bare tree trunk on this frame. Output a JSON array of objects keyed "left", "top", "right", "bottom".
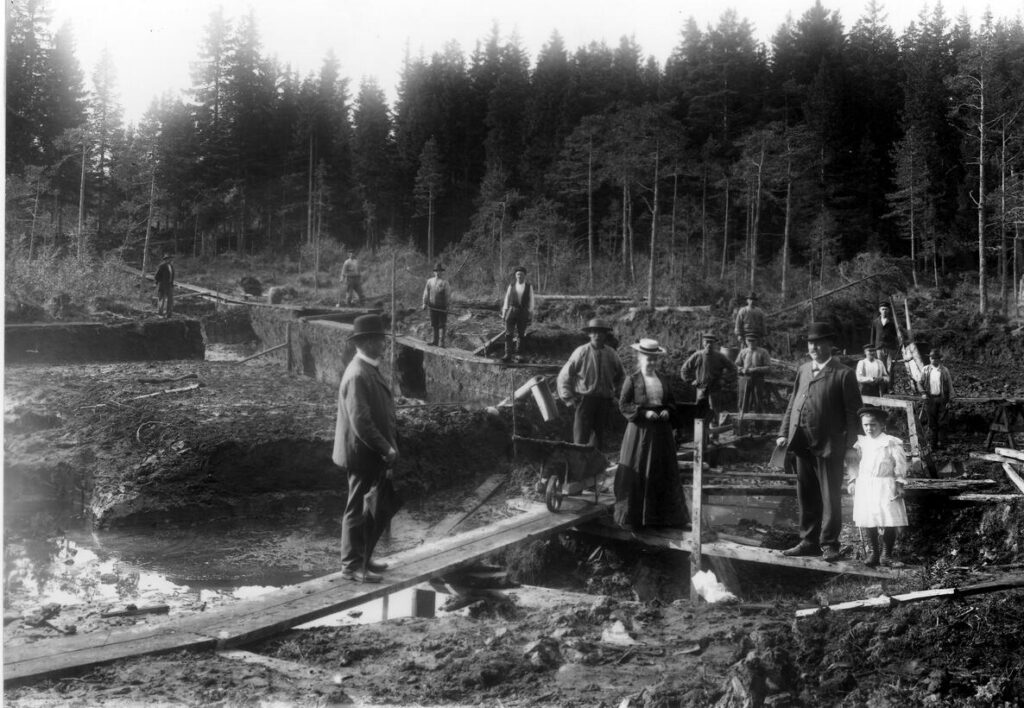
[
  {"left": 427, "top": 192, "right": 435, "bottom": 264},
  {"left": 142, "top": 167, "right": 156, "bottom": 277},
  {"left": 647, "top": 143, "right": 659, "bottom": 308},
  {"left": 999, "top": 124, "right": 1008, "bottom": 311},
  {"left": 77, "top": 139, "right": 87, "bottom": 258},
  {"left": 750, "top": 140, "right": 764, "bottom": 291},
  {"left": 978, "top": 76, "right": 987, "bottom": 315},
  {"left": 670, "top": 171, "right": 678, "bottom": 286},
  {"left": 621, "top": 182, "right": 628, "bottom": 270},
  {"left": 700, "top": 164, "right": 708, "bottom": 276},
  {"left": 719, "top": 179, "right": 730, "bottom": 280},
  {"left": 307, "top": 133, "right": 314, "bottom": 246},
  {"left": 587, "top": 137, "right": 594, "bottom": 287},
  {"left": 29, "top": 176, "right": 42, "bottom": 259},
  {"left": 781, "top": 146, "right": 793, "bottom": 300}
]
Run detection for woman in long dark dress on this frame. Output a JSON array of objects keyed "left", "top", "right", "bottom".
[{"left": 614, "top": 338, "right": 690, "bottom": 530}]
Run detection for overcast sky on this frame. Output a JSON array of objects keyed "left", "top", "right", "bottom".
[{"left": 48, "top": 0, "right": 1024, "bottom": 123}]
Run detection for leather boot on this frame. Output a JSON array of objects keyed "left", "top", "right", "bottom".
[
  {"left": 880, "top": 528, "right": 897, "bottom": 566},
  {"left": 864, "top": 528, "right": 880, "bottom": 567}
]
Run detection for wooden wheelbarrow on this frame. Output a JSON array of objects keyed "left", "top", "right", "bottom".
[{"left": 512, "top": 435, "right": 609, "bottom": 512}]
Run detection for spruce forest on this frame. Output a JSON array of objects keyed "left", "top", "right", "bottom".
[{"left": 5, "top": 0, "right": 1024, "bottom": 313}]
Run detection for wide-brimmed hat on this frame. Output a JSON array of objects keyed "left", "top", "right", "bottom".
[
  {"left": 433, "top": 263, "right": 445, "bottom": 272},
  {"left": 857, "top": 405, "right": 889, "bottom": 421},
  {"left": 805, "top": 321, "right": 836, "bottom": 342},
  {"left": 631, "top": 338, "right": 667, "bottom": 356},
  {"left": 349, "top": 314, "right": 388, "bottom": 340},
  {"left": 513, "top": 265, "right": 527, "bottom": 275},
  {"left": 582, "top": 318, "right": 612, "bottom": 333}
]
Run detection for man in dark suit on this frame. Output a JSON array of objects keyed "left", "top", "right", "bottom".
[
  {"left": 776, "top": 322, "right": 862, "bottom": 561},
  {"left": 333, "top": 314, "right": 398, "bottom": 583},
  {"left": 155, "top": 252, "right": 175, "bottom": 317}
]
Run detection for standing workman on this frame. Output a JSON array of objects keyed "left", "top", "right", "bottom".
[
  {"left": 856, "top": 343, "right": 889, "bottom": 397},
  {"left": 918, "top": 349, "right": 954, "bottom": 449},
  {"left": 339, "top": 249, "right": 365, "bottom": 306},
  {"left": 501, "top": 266, "right": 534, "bottom": 361},
  {"left": 422, "top": 263, "right": 450, "bottom": 347},
  {"left": 776, "top": 321, "right": 862, "bottom": 562},
  {"left": 333, "top": 314, "right": 398, "bottom": 583},
  {"left": 735, "top": 333, "right": 771, "bottom": 424},
  {"left": 155, "top": 252, "right": 175, "bottom": 318},
  {"left": 680, "top": 333, "right": 737, "bottom": 426},
  {"left": 557, "top": 318, "right": 625, "bottom": 449},
  {"left": 734, "top": 292, "right": 768, "bottom": 346},
  {"left": 869, "top": 302, "right": 902, "bottom": 390}
]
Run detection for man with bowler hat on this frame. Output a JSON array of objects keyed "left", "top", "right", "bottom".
[
  {"left": 776, "top": 321, "right": 862, "bottom": 562},
  {"left": 500, "top": 266, "right": 533, "bottom": 361},
  {"left": 333, "top": 314, "right": 398, "bottom": 583},
  {"left": 734, "top": 292, "right": 767, "bottom": 346},
  {"left": 422, "top": 263, "right": 450, "bottom": 347},
  {"left": 557, "top": 318, "right": 625, "bottom": 448}
]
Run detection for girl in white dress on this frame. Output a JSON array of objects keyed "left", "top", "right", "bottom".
[{"left": 847, "top": 406, "right": 908, "bottom": 567}]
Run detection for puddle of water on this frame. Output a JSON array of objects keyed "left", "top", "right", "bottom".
[{"left": 205, "top": 342, "right": 259, "bottom": 362}]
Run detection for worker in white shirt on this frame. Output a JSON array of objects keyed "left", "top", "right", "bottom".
[
  {"left": 918, "top": 349, "right": 954, "bottom": 449},
  {"left": 856, "top": 343, "right": 889, "bottom": 397},
  {"left": 500, "top": 266, "right": 534, "bottom": 361}
]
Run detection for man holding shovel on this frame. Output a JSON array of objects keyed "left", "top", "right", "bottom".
[
  {"left": 422, "top": 262, "right": 451, "bottom": 347},
  {"left": 333, "top": 314, "right": 398, "bottom": 583}
]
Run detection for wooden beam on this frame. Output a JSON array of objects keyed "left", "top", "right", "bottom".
[
  {"left": 577, "top": 519, "right": 901, "bottom": 579},
  {"left": 950, "top": 494, "right": 1024, "bottom": 504},
  {"left": 237, "top": 342, "right": 286, "bottom": 364},
  {"left": 720, "top": 412, "right": 785, "bottom": 422},
  {"left": 796, "top": 576, "right": 1024, "bottom": 618},
  {"left": 996, "top": 447, "right": 1024, "bottom": 463},
  {"left": 690, "top": 419, "right": 704, "bottom": 604},
  {"left": 1002, "top": 462, "right": 1024, "bottom": 495},
  {"left": 862, "top": 395, "right": 921, "bottom": 459}
]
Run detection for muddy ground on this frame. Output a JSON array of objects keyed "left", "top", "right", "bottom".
[{"left": 5, "top": 281, "right": 1024, "bottom": 706}]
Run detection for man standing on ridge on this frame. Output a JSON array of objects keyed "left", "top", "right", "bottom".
[
  {"left": 422, "top": 263, "right": 450, "bottom": 347},
  {"left": 500, "top": 266, "right": 533, "bottom": 361}
]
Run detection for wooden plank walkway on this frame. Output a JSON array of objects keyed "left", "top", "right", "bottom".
[
  {"left": 4, "top": 494, "right": 614, "bottom": 686},
  {"left": 577, "top": 517, "right": 913, "bottom": 580}
]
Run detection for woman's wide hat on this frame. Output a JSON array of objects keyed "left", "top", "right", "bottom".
[{"left": 631, "top": 338, "right": 667, "bottom": 356}]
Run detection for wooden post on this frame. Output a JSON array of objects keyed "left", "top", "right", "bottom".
[
  {"left": 285, "top": 322, "right": 293, "bottom": 373},
  {"left": 690, "top": 418, "right": 704, "bottom": 604},
  {"left": 390, "top": 250, "right": 397, "bottom": 392}
]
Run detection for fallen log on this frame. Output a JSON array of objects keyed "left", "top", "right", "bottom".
[
  {"left": 100, "top": 604, "right": 170, "bottom": 619},
  {"left": 769, "top": 274, "right": 881, "bottom": 317},
  {"left": 541, "top": 294, "right": 633, "bottom": 302},
  {"left": 137, "top": 373, "right": 199, "bottom": 384},
  {"left": 237, "top": 342, "right": 287, "bottom": 364},
  {"left": 80, "top": 383, "right": 202, "bottom": 409},
  {"left": 796, "top": 576, "right": 1024, "bottom": 617},
  {"left": 950, "top": 494, "right": 1024, "bottom": 504}
]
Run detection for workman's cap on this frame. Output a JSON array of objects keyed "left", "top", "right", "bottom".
[
  {"left": 929, "top": 349, "right": 943, "bottom": 360},
  {"left": 701, "top": 332, "right": 718, "bottom": 342},
  {"left": 349, "top": 314, "right": 388, "bottom": 340},
  {"left": 433, "top": 263, "right": 445, "bottom": 272},
  {"left": 879, "top": 301, "right": 892, "bottom": 309},
  {"left": 857, "top": 405, "right": 889, "bottom": 421},
  {"left": 745, "top": 333, "right": 762, "bottom": 341},
  {"left": 863, "top": 343, "right": 877, "bottom": 351},
  {"left": 745, "top": 292, "right": 758, "bottom": 300},
  {"left": 582, "top": 318, "right": 612, "bottom": 333},
  {"left": 513, "top": 265, "right": 527, "bottom": 275},
  {"left": 631, "top": 338, "right": 667, "bottom": 356},
  {"left": 804, "top": 321, "right": 836, "bottom": 342}
]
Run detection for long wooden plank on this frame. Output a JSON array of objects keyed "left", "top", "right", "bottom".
[
  {"left": 4, "top": 495, "right": 613, "bottom": 685},
  {"left": 4, "top": 630, "right": 216, "bottom": 685},
  {"left": 1001, "top": 462, "right": 1024, "bottom": 495},
  {"left": 996, "top": 447, "right": 1024, "bottom": 463},
  {"left": 577, "top": 519, "right": 902, "bottom": 579},
  {"left": 698, "top": 478, "right": 994, "bottom": 497}
]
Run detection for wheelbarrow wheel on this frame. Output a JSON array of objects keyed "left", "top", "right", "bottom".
[{"left": 545, "top": 474, "right": 564, "bottom": 512}]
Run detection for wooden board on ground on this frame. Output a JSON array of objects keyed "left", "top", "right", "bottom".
[
  {"left": 577, "top": 517, "right": 907, "bottom": 580},
  {"left": 426, "top": 474, "right": 506, "bottom": 538},
  {"left": 1001, "top": 462, "right": 1024, "bottom": 495},
  {"left": 697, "top": 478, "right": 994, "bottom": 497},
  {"left": 4, "top": 494, "right": 614, "bottom": 685}
]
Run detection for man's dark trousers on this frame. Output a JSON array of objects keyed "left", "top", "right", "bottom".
[
  {"left": 791, "top": 432, "right": 844, "bottom": 549},
  {"left": 340, "top": 463, "right": 384, "bottom": 571},
  {"left": 573, "top": 395, "right": 612, "bottom": 448}
]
